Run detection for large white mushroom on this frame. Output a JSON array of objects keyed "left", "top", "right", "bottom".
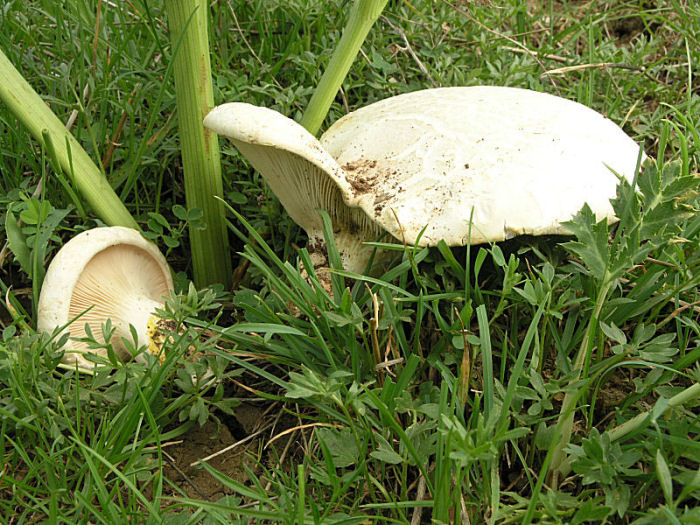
[
  {"left": 37, "top": 226, "right": 174, "bottom": 371},
  {"left": 204, "top": 86, "right": 643, "bottom": 273}
]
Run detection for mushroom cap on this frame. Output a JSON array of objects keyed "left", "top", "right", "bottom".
[
  {"left": 205, "top": 86, "right": 644, "bottom": 272},
  {"left": 320, "top": 86, "right": 644, "bottom": 245},
  {"left": 205, "top": 103, "right": 384, "bottom": 272},
  {"left": 38, "top": 226, "right": 173, "bottom": 370},
  {"left": 204, "top": 103, "right": 376, "bottom": 239}
]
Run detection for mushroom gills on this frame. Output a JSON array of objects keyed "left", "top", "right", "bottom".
[
  {"left": 68, "top": 244, "right": 168, "bottom": 361},
  {"left": 38, "top": 227, "right": 173, "bottom": 371}
]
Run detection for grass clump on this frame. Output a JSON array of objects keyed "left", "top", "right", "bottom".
[{"left": 0, "top": 0, "right": 699, "bottom": 523}]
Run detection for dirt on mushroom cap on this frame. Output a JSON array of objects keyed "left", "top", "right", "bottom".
[{"left": 321, "top": 86, "right": 644, "bottom": 247}]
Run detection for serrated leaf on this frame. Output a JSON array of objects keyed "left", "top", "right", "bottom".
[
  {"left": 611, "top": 177, "right": 641, "bottom": 229},
  {"left": 637, "top": 160, "right": 662, "bottom": 205},
  {"left": 634, "top": 160, "right": 698, "bottom": 241},
  {"left": 562, "top": 204, "right": 610, "bottom": 282},
  {"left": 642, "top": 203, "right": 695, "bottom": 240}
]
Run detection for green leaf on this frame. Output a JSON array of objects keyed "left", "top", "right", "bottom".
[
  {"left": 163, "top": 236, "right": 180, "bottom": 249},
  {"left": 491, "top": 245, "right": 505, "bottom": 267},
  {"left": 5, "top": 208, "right": 31, "bottom": 276},
  {"left": 186, "top": 207, "right": 204, "bottom": 221},
  {"left": 172, "top": 204, "right": 188, "bottom": 221},
  {"left": 19, "top": 198, "right": 51, "bottom": 225},
  {"left": 436, "top": 240, "right": 465, "bottom": 285},
  {"left": 148, "top": 212, "right": 171, "bottom": 229},
  {"left": 513, "top": 281, "right": 539, "bottom": 305},
  {"left": 31, "top": 205, "right": 70, "bottom": 295},
  {"left": 637, "top": 161, "right": 697, "bottom": 235},
  {"left": 572, "top": 499, "right": 611, "bottom": 524},
  {"left": 562, "top": 204, "right": 610, "bottom": 282},
  {"left": 224, "top": 323, "right": 307, "bottom": 337},
  {"left": 370, "top": 434, "right": 403, "bottom": 465},
  {"left": 226, "top": 191, "right": 247, "bottom": 205},
  {"left": 322, "top": 311, "right": 362, "bottom": 329},
  {"left": 316, "top": 427, "right": 359, "bottom": 468},
  {"left": 284, "top": 366, "right": 346, "bottom": 400},
  {"left": 605, "top": 483, "right": 631, "bottom": 518},
  {"left": 600, "top": 321, "right": 627, "bottom": 345},
  {"left": 656, "top": 449, "right": 674, "bottom": 505}
]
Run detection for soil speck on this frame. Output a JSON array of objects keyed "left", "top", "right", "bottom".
[{"left": 343, "top": 159, "right": 379, "bottom": 194}]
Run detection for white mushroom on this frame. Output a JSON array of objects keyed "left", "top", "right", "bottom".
[
  {"left": 38, "top": 226, "right": 173, "bottom": 371},
  {"left": 205, "top": 86, "right": 644, "bottom": 274}
]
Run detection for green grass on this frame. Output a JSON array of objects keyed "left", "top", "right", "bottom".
[{"left": 1, "top": 0, "right": 699, "bottom": 523}]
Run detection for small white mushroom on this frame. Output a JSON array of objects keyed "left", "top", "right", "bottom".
[
  {"left": 38, "top": 226, "right": 173, "bottom": 370},
  {"left": 205, "top": 86, "right": 644, "bottom": 274}
]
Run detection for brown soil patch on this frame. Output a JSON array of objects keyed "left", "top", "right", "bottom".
[
  {"left": 158, "top": 418, "right": 257, "bottom": 501},
  {"left": 610, "top": 15, "right": 647, "bottom": 45},
  {"left": 154, "top": 403, "right": 271, "bottom": 501}
]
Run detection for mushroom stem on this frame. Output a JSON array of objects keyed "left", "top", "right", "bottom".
[{"left": 307, "top": 230, "right": 379, "bottom": 275}]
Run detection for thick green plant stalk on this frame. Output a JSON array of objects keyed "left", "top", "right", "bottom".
[
  {"left": 300, "top": 0, "right": 389, "bottom": 136},
  {"left": 164, "top": 0, "right": 232, "bottom": 288},
  {"left": 0, "top": 48, "right": 137, "bottom": 229}
]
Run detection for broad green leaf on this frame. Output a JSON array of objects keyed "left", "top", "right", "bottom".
[
  {"left": 316, "top": 427, "right": 359, "bottom": 468},
  {"left": 600, "top": 321, "right": 627, "bottom": 345},
  {"left": 5, "top": 208, "right": 31, "bottom": 276}
]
